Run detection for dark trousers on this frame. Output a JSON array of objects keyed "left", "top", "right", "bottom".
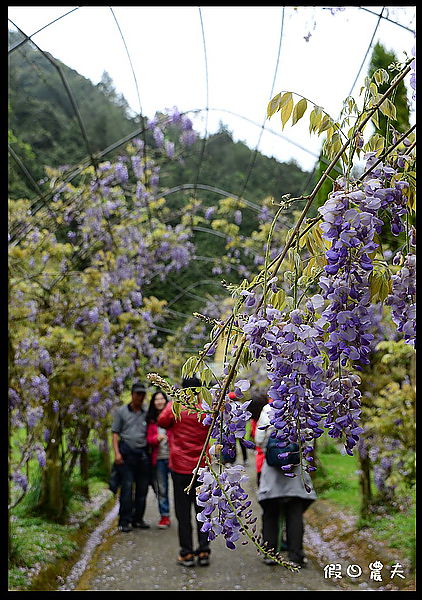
[
  {"left": 118, "top": 445, "right": 150, "bottom": 526},
  {"left": 171, "top": 471, "right": 210, "bottom": 557},
  {"left": 259, "top": 497, "right": 306, "bottom": 563}
]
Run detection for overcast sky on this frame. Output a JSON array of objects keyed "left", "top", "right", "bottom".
[{"left": 8, "top": 5, "right": 416, "bottom": 172}]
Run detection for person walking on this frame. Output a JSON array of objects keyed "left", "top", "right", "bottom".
[
  {"left": 255, "top": 402, "right": 317, "bottom": 567},
  {"left": 111, "top": 382, "right": 151, "bottom": 533},
  {"left": 146, "top": 389, "right": 171, "bottom": 529},
  {"left": 248, "top": 396, "right": 268, "bottom": 486},
  {"left": 157, "top": 376, "right": 211, "bottom": 567}
]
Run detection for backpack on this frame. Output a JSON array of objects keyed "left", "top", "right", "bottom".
[{"left": 265, "top": 435, "right": 300, "bottom": 468}]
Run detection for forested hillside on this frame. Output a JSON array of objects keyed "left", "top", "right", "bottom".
[{"left": 8, "top": 28, "right": 312, "bottom": 336}]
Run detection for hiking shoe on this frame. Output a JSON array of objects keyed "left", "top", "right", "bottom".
[
  {"left": 177, "top": 554, "right": 195, "bottom": 567},
  {"left": 132, "top": 520, "right": 150, "bottom": 529},
  {"left": 158, "top": 516, "right": 170, "bottom": 528},
  {"left": 118, "top": 523, "right": 132, "bottom": 533},
  {"left": 288, "top": 557, "right": 307, "bottom": 569},
  {"left": 197, "top": 552, "right": 210, "bottom": 566}
]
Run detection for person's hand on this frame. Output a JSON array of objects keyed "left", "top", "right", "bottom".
[
  {"left": 157, "top": 433, "right": 165, "bottom": 442},
  {"left": 114, "top": 452, "right": 124, "bottom": 465}
]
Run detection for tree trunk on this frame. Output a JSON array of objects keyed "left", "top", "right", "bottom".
[
  {"left": 38, "top": 436, "right": 64, "bottom": 521},
  {"left": 37, "top": 408, "right": 64, "bottom": 521},
  {"left": 79, "top": 424, "right": 90, "bottom": 500},
  {"left": 359, "top": 452, "right": 372, "bottom": 520},
  {"left": 100, "top": 432, "right": 111, "bottom": 480}
]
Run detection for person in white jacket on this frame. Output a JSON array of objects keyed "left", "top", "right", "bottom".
[{"left": 255, "top": 403, "right": 317, "bottom": 566}]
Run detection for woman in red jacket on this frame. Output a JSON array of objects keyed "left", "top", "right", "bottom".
[
  {"left": 146, "top": 390, "right": 171, "bottom": 529},
  {"left": 157, "top": 376, "right": 211, "bottom": 567}
]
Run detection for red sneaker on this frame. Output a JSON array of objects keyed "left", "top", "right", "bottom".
[{"left": 158, "top": 516, "right": 170, "bottom": 528}]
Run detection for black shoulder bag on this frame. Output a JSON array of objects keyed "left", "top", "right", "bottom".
[{"left": 265, "top": 436, "right": 300, "bottom": 467}]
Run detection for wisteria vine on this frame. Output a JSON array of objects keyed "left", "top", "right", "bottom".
[{"left": 159, "top": 57, "right": 416, "bottom": 563}]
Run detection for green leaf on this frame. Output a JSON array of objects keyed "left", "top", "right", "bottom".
[
  {"left": 374, "top": 68, "right": 389, "bottom": 85},
  {"left": 200, "top": 365, "right": 213, "bottom": 386},
  {"left": 171, "top": 400, "right": 182, "bottom": 421},
  {"left": 363, "top": 133, "right": 384, "bottom": 155},
  {"left": 240, "top": 346, "right": 251, "bottom": 369},
  {"left": 280, "top": 92, "right": 294, "bottom": 129},
  {"left": 309, "top": 105, "right": 323, "bottom": 134},
  {"left": 200, "top": 386, "right": 213, "bottom": 408},
  {"left": 369, "top": 271, "right": 381, "bottom": 301},
  {"left": 379, "top": 98, "right": 397, "bottom": 120},
  {"left": 267, "top": 92, "right": 281, "bottom": 118},
  {"left": 318, "top": 114, "right": 332, "bottom": 135},
  {"left": 292, "top": 98, "right": 307, "bottom": 126},
  {"left": 379, "top": 275, "right": 392, "bottom": 302},
  {"left": 182, "top": 356, "right": 198, "bottom": 378},
  {"left": 371, "top": 110, "right": 380, "bottom": 130},
  {"left": 407, "top": 187, "right": 416, "bottom": 213},
  {"left": 270, "top": 289, "right": 286, "bottom": 310},
  {"left": 369, "top": 82, "right": 378, "bottom": 99},
  {"left": 369, "top": 267, "right": 392, "bottom": 302}
]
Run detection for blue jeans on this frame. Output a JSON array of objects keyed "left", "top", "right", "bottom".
[
  {"left": 118, "top": 442, "right": 150, "bottom": 526},
  {"left": 154, "top": 458, "right": 170, "bottom": 517}
]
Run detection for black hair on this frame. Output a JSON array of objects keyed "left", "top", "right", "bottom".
[
  {"left": 248, "top": 397, "right": 268, "bottom": 422},
  {"left": 146, "top": 389, "right": 169, "bottom": 423},
  {"left": 181, "top": 376, "right": 202, "bottom": 388}
]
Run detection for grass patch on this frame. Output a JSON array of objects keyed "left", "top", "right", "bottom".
[
  {"left": 8, "top": 476, "right": 112, "bottom": 591},
  {"left": 314, "top": 444, "right": 416, "bottom": 571},
  {"left": 8, "top": 517, "right": 79, "bottom": 589},
  {"left": 358, "top": 488, "right": 416, "bottom": 571},
  {"left": 314, "top": 447, "right": 361, "bottom": 515},
  {"left": 372, "top": 505, "right": 416, "bottom": 570}
]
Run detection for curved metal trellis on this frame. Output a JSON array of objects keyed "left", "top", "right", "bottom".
[
  {"left": 237, "top": 6, "right": 285, "bottom": 202},
  {"left": 8, "top": 6, "right": 415, "bottom": 294}
]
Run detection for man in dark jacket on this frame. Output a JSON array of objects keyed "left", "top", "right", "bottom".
[
  {"left": 112, "top": 382, "right": 151, "bottom": 532},
  {"left": 157, "top": 377, "right": 211, "bottom": 567}
]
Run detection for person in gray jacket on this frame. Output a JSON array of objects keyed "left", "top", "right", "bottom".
[
  {"left": 112, "top": 382, "right": 151, "bottom": 532},
  {"left": 255, "top": 402, "right": 317, "bottom": 567}
]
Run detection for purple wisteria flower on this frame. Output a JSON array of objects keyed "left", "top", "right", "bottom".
[
  {"left": 196, "top": 465, "right": 254, "bottom": 549},
  {"left": 153, "top": 127, "right": 165, "bottom": 147},
  {"left": 114, "top": 161, "right": 128, "bottom": 183},
  {"left": 131, "top": 155, "right": 144, "bottom": 179},
  {"left": 164, "top": 140, "right": 175, "bottom": 158},
  {"left": 386, "top": 252, "right": 416, "bottom": 346},
  {"left": 12, "top": 472, "right": 28, "bottom": 492},
  {"left": 240, "top": 290, "right": 256, "bottom": 307},
  {"left": 27, "top": 406, "right": 44, "bottom": 429},
  {"left": 410, "top": 43, "right": 416, "bottom": 101},
  {"left": 242, "top": 306, "right": 328, "bottom": 470},
  {"left": 234, "top": 210, "right": 242, "bottom": 225},
  {"left": 204, "top": 206, "right": 215, "bottom": 220},
  {"left": 35, "top": 446, "right": 46, "bottom": 467},
  {"left": 180, "top": 129, "right": 196, "bottom": 146},
  {"left": 203, "top": 388, "right": 254, "bottom": 461},
  {"left": 233, "top": 379, "right": 251, "bottom": 398},
  {"left": 317, "top": 188, "right": 381, "bottom": 367}
]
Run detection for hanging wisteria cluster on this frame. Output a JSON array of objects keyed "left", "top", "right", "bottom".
[
  {"left": 386, "top": 250, "right": 416, "bottom": 346},
  {"left": 182, "top": 58, "right": 416, "bottom": 556},
  {"left": 202, "top": 385, "right": 254, "bottom": 462},
  {"left": 196, "top": 464, "right": 253, "bottom": 550}
]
